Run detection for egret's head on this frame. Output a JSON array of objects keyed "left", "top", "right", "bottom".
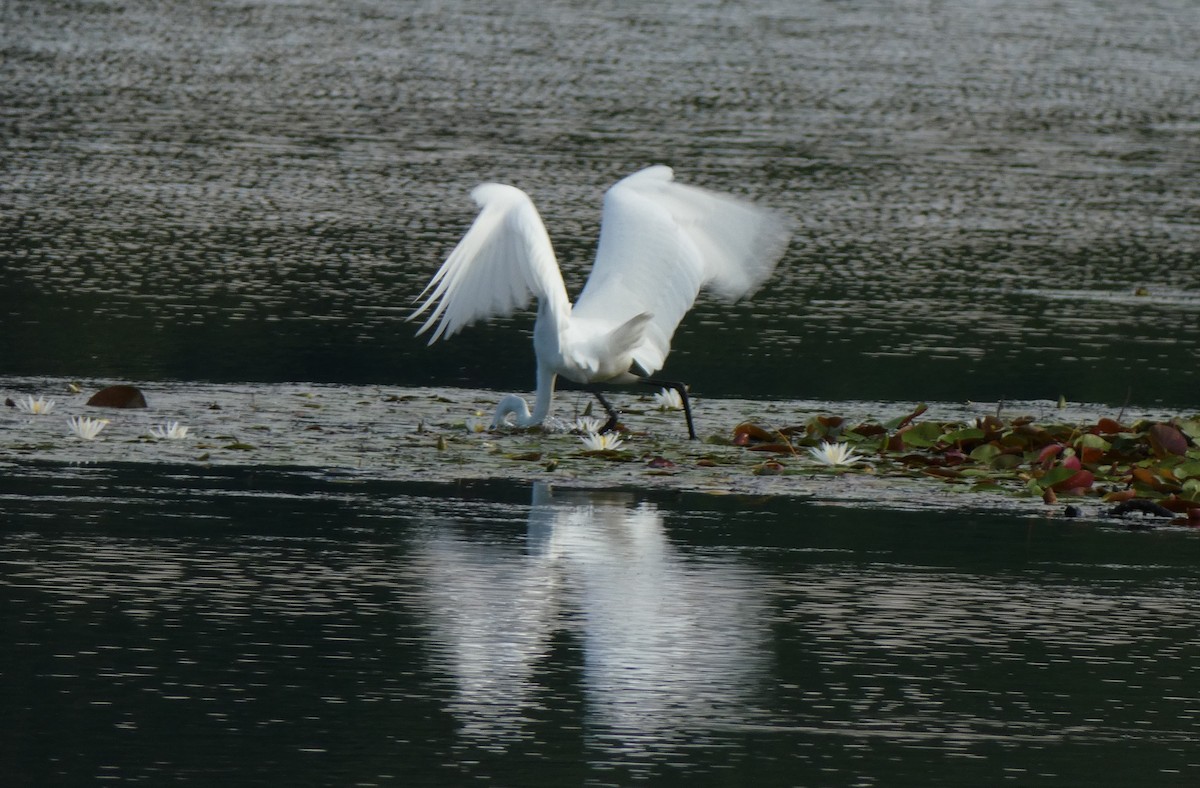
[{"left": 491, "top": 394, "right": 533, "bottom": 428}]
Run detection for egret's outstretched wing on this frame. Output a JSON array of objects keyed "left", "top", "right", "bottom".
[
  {"left": 409, "top": 183, "right": 570, "bottom": 343},
  {"left": 571, "top": 166, "right": 792, "bottom": 375}
]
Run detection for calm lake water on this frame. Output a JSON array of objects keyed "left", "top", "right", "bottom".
[
  {"left": 4, "top": 467, "right": 1200, "bottom": 786},
  {"left": 4, "top": 0, "right": 1200, "bottom": 784}
]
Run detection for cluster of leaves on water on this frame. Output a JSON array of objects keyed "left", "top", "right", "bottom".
[{"left": 732, "top": 403, "right": 1200, "bottom": 526}]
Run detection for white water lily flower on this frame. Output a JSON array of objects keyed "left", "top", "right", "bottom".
[
  {"left": 808, "top": 440, "right": 863, "bottom": 467},
  {"left": 581, "top": 431, "right": 624, "bottom": 452},
  {"left": 149, "top": 421, "right": 190, "bottom": 440},
  {"left": 574, "top": 416, "right": 605, "bottom": 434},
  {"left": 652, "top": 387, "right": 684, "bottom": 411},
  {"left": 16, "top": 395, "right": 56, "bottom": 415},
  {"left": 68, "top": 416, "right": 109, "bottom": 440}
]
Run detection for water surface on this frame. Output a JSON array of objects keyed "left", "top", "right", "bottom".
[
  {"left": 3, "top": 0, "right": 1199, "bottom": 407},
  {"left": 3, "top": 470, "right": 1200, "bottom": 785}
]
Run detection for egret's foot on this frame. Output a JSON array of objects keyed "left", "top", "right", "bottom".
[{"left": 599, "top": 411, "right": 622, "bottom": 435}]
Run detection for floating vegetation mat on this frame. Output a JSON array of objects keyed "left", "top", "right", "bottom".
[
  {"left": 2, "top": 377, "right": 1197, "bottom": 526},
  {"left": 732, "top": 403, "right": 1200, "bottom": 527}
]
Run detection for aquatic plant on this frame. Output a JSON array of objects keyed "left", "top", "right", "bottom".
[
  {"left": 807, "top": 441, "right": 863, "bottom": 467},
  {"left": 68, "top": 416, "right": 109, "bottom": 440},
  {"left": 574, "top": 416, "right": 605, "bottom": 434},
  {"left": 652, "top": 388, "right": 684, "bottom": 411},
  {"left": 732, "top": 404, "right": 1200, "bottom": 525},
  {"left": 16, "top": 395, "right": 55, "bottom": 415},
  {"left": 149, "top": 421, "right": 190, "bottom": 439},
  {"left": 581, "top": 432, "right": 624, "bottom": 452}
]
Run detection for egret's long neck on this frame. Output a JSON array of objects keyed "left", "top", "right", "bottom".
[
  {"left": 522, "top": 296, "right": 565, "bottom": 426},
  {"left": 492, "top": 366, "right": 558, "bottom": 428},
  {"left": 493, "top": 290, "right": 567, "bottom": 429},
  {"left": 528, "top": 364, "right": 557, "bottom": 424}
]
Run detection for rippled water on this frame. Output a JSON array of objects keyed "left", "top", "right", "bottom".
[
  {"left": 3, "top": 0, "right": 1199, "bottom": 407},
  {"left": 4, "top": 3, "right": 1200, "bottom": 783},
  {"left": 4, "top": 469, "right": 1200, "bottom": 785}
]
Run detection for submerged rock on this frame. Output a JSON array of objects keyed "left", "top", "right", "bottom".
[{"left": 86, "top": 384, "right": 148, "bottom": 409}]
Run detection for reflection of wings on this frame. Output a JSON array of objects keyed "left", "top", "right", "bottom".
[
  {"left": 531, "top": 484, "right": 769, "bottom": 741},
  {"left": 408, "top": 184, "right": 570, "bottom": 343},
  {"left": 412, "top": 483, "right": 770, "bottom": 750},
  {"left": 408, "top": 525, "right": 555, "bottom": 742},
  {"left": 572, "top": 166, "right": 793, "bottom": 375}
]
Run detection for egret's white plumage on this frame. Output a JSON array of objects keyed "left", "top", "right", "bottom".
[{"left": 410, "top": 165, "right": 791, "bottom": 435}]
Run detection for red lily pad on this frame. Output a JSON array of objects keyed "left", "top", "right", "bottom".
[
  {"left": 87, "top": 384, "right": 148, "bottom": 409},
  {"left": 1157, "top": 495, "right": 1195, "bottom": 514},
  {"left": 1037, "top": 444, "right": 1063, "bottom": 467},
  {"left": 733, "top": 422, "right": 780, "bottom": 445},
  {"left": 1052, "top": 469, "right": 1094, "bottom": 493},
  {"left": 754, "top": 461, "right": 786, "bottom": 476},
  {"left": 1148, "top": 424, "right": 1188, "bottom": 457},
  {"left": 851, "top": 423, "right": 887, "bottom": 438},
  {"left": 1040, "top": 465, "right": 1094, "bottom": 492},
  {"left": 1131, "top": 466, "right": 1178, "bottom": 492}
]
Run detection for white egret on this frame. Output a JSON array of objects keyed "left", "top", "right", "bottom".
[{"left": 409, "top": 165, "right": 791, "bottom": 439}]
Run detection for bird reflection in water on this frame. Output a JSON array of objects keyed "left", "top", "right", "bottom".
[{"left": 411, "top": 483, "right": 771, "bottom": 754}]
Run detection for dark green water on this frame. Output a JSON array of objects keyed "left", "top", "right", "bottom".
[
  {"left": 2, "top": 0, "right": 1199, "bottom": 407},
  {"left": 3, "top": 467, "right": 1200, "bottom": 786}
]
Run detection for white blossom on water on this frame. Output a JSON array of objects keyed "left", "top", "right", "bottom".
[
  {"left": 16, "top": 396, "right": 56, "bottom": 415},
  {"left": 68, "top": 416, "right": 109, "bottom": 440},
  {"left": 652, "top": 388, "right": 683, "bottom": 411},
  {"left": 573, "top": 416, "right": 605, "bottom": 434},
  {"left": 807, "top": 441, "right": 863, "bottom": 467},
  {"left": 149, "top": 421, "right": 190, "bottom": 440},
  {"left": 581, "top": 431, "right": 624, "bottom": 451}
]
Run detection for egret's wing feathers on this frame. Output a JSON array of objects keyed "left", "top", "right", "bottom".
[
  {"left": 572, "top": 165, "right": 792, "bottom": 375},
  {"left": 409, "top": 183, "right": 568, "bottom": 343}
]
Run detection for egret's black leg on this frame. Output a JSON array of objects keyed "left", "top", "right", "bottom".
[
  {"left": 589, "top": 389, "right": 622, "bottom": 434},
  {"left": 640, "top": 378, "right": 697, "bottom": 440}
]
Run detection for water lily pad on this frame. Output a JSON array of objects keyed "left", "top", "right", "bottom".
[
  {"left": 1177, "top": 419, "right": 1200, "bottom": 442},
  {"left": 899, "top": 422, "right": 946, "bottom": 448},
  {"left": 1175, "top": 461, "right": 1200, "bottom": 480},
  {"left": 733, "top": 422, "right": 782, "bottom": 444},
  {"left": 1076, "top": 433, "right": 1112, "bottom": 452},
  {"left": 941, "top": 427, "right": 985, "bottom": 445},
  {"left": 968, "top": 443, "right": 1002, "bottom": 463},
  {"left": 1148, "top": 423, "right": 1188, "bottom": 457}
]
